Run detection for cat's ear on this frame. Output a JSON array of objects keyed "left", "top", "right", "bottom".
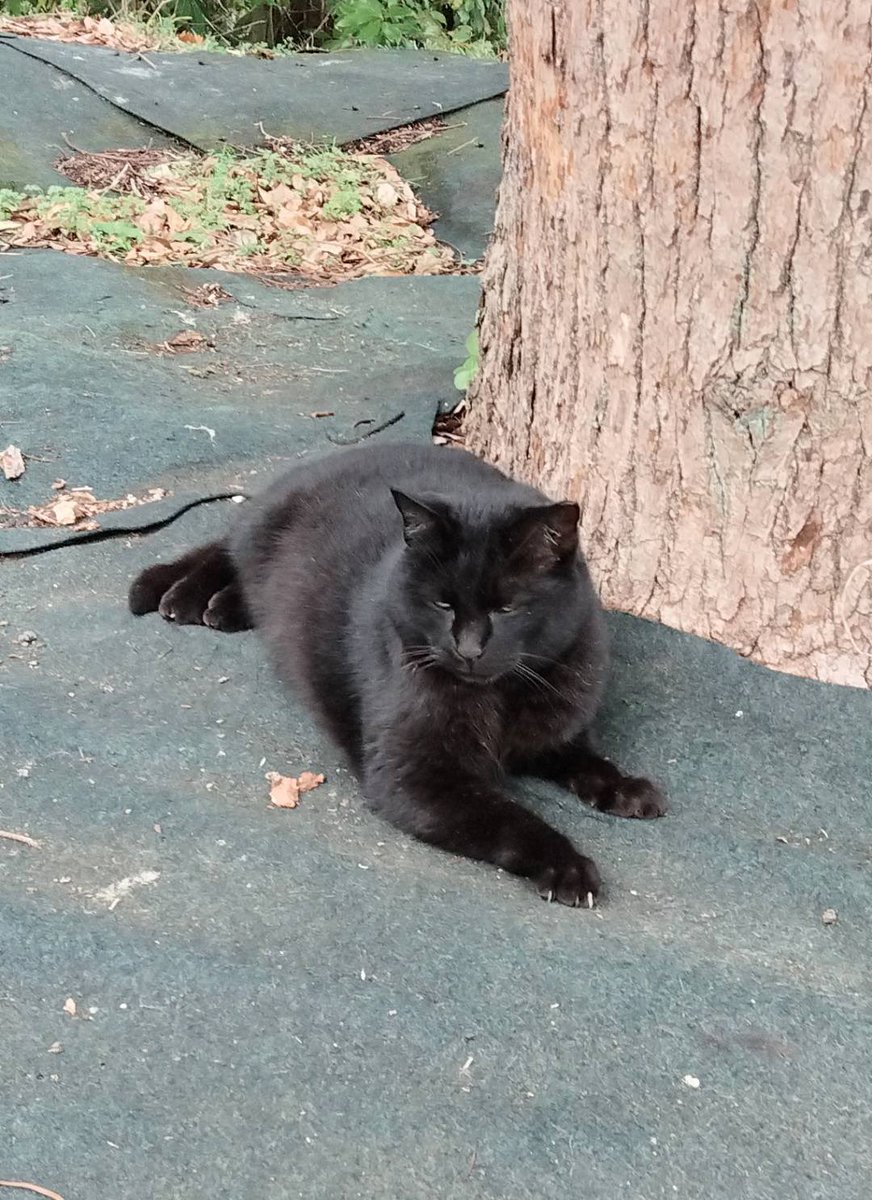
[
  {"left": 391, "top": 490, "right": 456, "bottom": 549},
  {"left": 505, "top": 502, "right": 580, "bottom": 567}
]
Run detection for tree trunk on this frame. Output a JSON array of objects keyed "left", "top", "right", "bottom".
[{"left": 467, "top": 0, "right": 872, "bottom": 688}]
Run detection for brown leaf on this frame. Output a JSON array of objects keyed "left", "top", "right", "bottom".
[
  {"left": 260, "top": 183, "right": 298, "bottom": 211},
  {"left": 133, "top": 241, "right": 165, "bottom": 264},
  {"left": 276, "top": 204, "right": 309, "bottom": 230},
  {"left": 164, "top": 330, "right": 212, "bottom": 352},
  {"left": 182, "top": 283, "right": 233, "bottom": 308},
  {"left": 50, "top": 497, "right": 79, "bottom": 526},
  {"left": 62, "top": 997, "right": 77, "bottom": 1017},
  {"left": 164, "top": 206, "right": 189, "bottom": 234},
  {"left": 266, "top": 772, "right": 299, "bottom": 809},
  {"left": 138, "top": 198, "right": 169, "bottom": 236},
  {"left": 297, "top": 772, "right": 326, "bottom": 794},
  {"left": 1, "top": 444, "right": 25, "bottom": 480},
  {"left": 229, "top": 228, "right": 259, "bottom": 249},
  {"left": 178, "top": 30, "right": 204, "bottom": 44},
  {"left": 375, "top": 182, "right": 399, "bottom": 209},
  {"left": 413, "top": 253, "right": 447, "bottom": 276}
]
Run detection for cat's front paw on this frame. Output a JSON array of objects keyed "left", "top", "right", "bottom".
[
  {"left": 592, "top": 775, "right": 667, "bottom": 820},
  {"left": 537, "top": 853, "right": 601, "bottom": 907}
]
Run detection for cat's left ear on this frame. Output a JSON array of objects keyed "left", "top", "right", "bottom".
[
  {"left": 391, "top": 489, "right": 457, "bottom": 550},
  {"left": 505, "top": 502, "right": 580, "bottom": 567}
]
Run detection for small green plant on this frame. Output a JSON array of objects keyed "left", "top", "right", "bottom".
[
  {"left": 33, "top": 186, "right": 146, "bottom": 251},
  {"left": 323, "top": 185, "right": 362, "bottom": 218},
  {"left": 453, "top": 327, "right": 479, "bottom": 391},
  {"left": 0, "top": 188, "right": 23, "bottom": 219},
  {"left": 327, "top": 0, "right": 504, "bottom": 53}
]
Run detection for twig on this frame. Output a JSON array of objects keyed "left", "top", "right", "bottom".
[
  {"left": 0, "top": 831, "right": 41, "bottom": 849},
  {"left": 327, "top": 411, "right": 405, "bottom": 446},
  {"left": 446, "top": 137, "right": 479, "bottom": 157},
  {"left": 97, "top": 163, "right": 131, "bottom": 196},
  {"left": 272, "top": 312, "right": 340, "bottom": 322},
  {"left": 134, "top": 51, "right": 157, "bottom": 70},
  {"left": 0, "top": 1182, "right": 64, "bottom": 1200},
  {"left": 60, "top": 132, "right": 87, "bottom": 155}
]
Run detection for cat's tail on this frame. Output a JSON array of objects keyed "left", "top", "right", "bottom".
[{"left": 128, "top": 540, "right": 252, "bottom": 632}]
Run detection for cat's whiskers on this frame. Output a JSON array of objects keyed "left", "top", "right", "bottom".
[
  {"left": 513, "top": 659, "right": 568, "bottom": 705},
  {"left": 402, "top": 645, "right": 439, "bottom": 674},
  {"left": 518, "top": 652, "right": 596, "bottom": 692}
]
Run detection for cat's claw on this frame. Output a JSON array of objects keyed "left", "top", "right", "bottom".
[{"left": 537, "top": 855, "right": 601, "bottom": 908}]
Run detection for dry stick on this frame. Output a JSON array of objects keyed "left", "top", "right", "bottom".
[
  {"left": 0, "top": 831, "right": 41, "bottom": 849},
  {"left": 0, "top": 1183, "right": 65, "bottom": 1200},
  {"left": 96, "top": 163, "right": 131, "bottom": 196},
  {"left": 60, "top": 132, "right": 87, "bottom": 155},
  {"left": 446, "top": 137, "right": 479, "bottom": 157}
]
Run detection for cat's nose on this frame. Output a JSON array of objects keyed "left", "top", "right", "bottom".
[{"left": 454, "top": 627, "right": 486, "bottom": 662}]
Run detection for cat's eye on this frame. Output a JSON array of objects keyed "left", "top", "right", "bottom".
[{"left": 432, "top": 600, "right": 452, "bottom": 610}]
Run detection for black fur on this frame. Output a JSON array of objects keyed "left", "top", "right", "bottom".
[{"left": 130, "top": 443, "right": 665, "bottom": 905}]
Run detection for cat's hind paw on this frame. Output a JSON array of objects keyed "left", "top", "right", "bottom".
[{"left": 128, "top": 562, "right": 183, "bottom": 616}]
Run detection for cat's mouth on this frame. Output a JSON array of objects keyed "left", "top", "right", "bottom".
[{"left": 446, "top": 660, "right": 500, "bottom": 686}]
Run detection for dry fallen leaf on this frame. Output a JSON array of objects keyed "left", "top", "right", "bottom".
[
  {"left": 5, "top": 484, "right": 166, "bottom": 531},
  {"left": 266, "top": 770, "right": 326, "bottom": 808},
  {"left": 1, "top": 444, "right": 25, "bottom": 481},
  {"left": 182, "top": 283, "right": 233, "bottom": 308},
  {"left": 375, "top": 182, "right": 399, "bottom": 208},
  {"left": 163, "top": 330, "right": 212, "bottom": 353},
  {"left": 50, "top": 497, "right": 79, "bottom": 526},
  {"left": 62, "top": 997, "right": 77, "bottom": 1017},
  {"left": 266, "top": 772, "right": 299, "bottom": 809}
]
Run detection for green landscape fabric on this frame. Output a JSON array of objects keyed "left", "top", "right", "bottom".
[
  {"left": 1, "top": 36, "right": 508, "bottom": 151},
  {"left": 0, "top": 43, "right": 181, "bottom": 189},
  {"left": 0, "top": 250, "right": 478, "bottom": 554},
  {"left": 1, "top": 39, "right": 871, "bottom": 1200},
  {"left": 2, "top": 508, "right": 870, "bottom": 1197},
  {"left": 390, "top": 98, "right": 504, "bottom": 260}
]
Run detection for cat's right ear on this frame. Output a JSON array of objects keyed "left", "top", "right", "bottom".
[{"left": 391, "top": 490, "right": 455, "bottom": 550}]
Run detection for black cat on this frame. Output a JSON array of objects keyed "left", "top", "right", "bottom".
[{"left": 129, "top": 443, "right": 666, "bottom": 906}]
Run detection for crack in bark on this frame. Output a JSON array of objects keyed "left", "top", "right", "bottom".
[
  {"left": 733, "top": 1, "right": 767, "bottom": 350},
  {"left": 826, "top": 17, "right": 872, "bottom": 383},
  {"left": 591, "top": 0, "right": 612, "bottom": 454},
  {"left": 783, "top": 177, "right": 807, "bottom": 363}
]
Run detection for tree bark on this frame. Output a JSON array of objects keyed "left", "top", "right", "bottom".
[{"left": 467, "top": 0, "right": 872, "bottom": 687}]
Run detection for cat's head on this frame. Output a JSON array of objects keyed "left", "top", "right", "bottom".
[{"left": 388, "top": 489, "right": 589, "bottom": 685}]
